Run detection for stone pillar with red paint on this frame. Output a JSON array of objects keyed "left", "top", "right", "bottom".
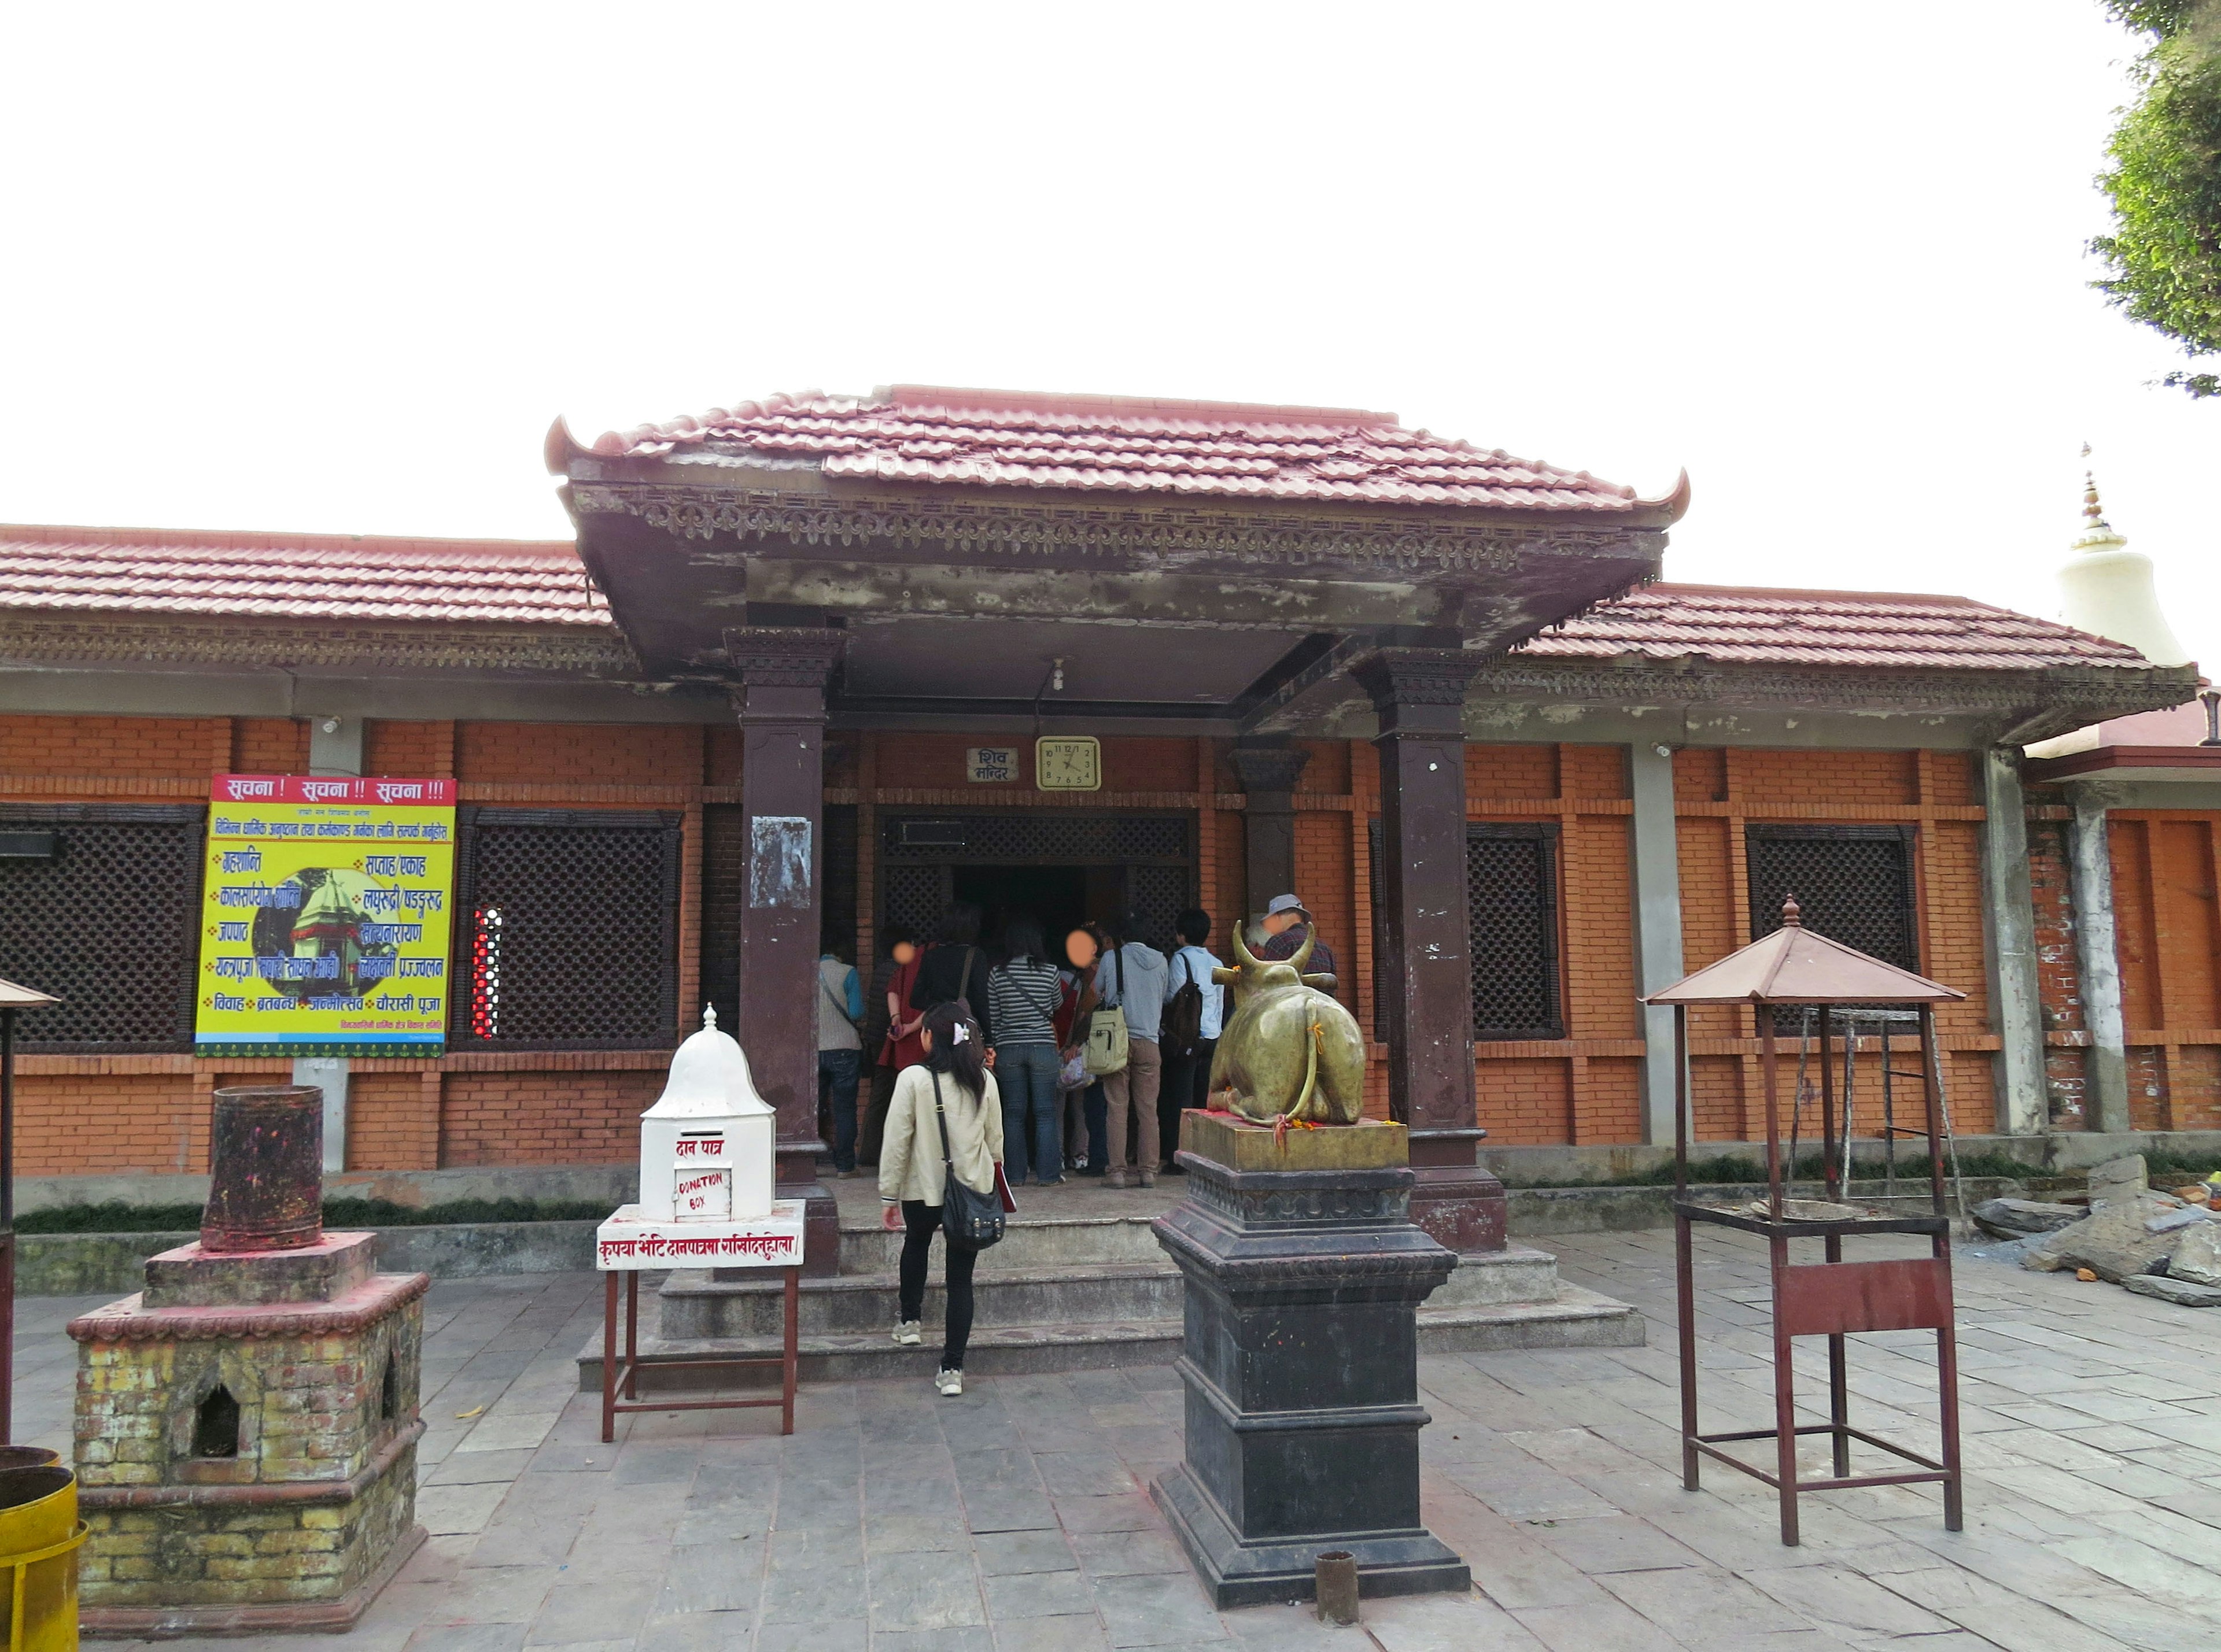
[
  {"left": 726, "top": 626, "right": 847, "bottom": 1277},
  {"left": 1351, "top": 648, "right": 1506, "bottom": 1254}
]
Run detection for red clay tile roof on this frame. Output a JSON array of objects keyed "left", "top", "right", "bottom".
[
  {"left": 0, "top": 523, "right": 613, "bottom": 627},
  {"left": 1516, "top": 583, "right": 2150, "bottom": 670},
  {"left": 586, "top": 386, "right": 1667, "bottom": 512}
]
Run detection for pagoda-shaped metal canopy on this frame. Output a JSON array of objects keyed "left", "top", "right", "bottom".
[
  {"left": 1644, "top": 896, "right": 1964, "bottom": 1006},
  {"left": 1644, "top": 899, "right": 1968, "bottom": 1551},
  {"left": 0, "top": 980, "right": 58, "bottom": 1011}
]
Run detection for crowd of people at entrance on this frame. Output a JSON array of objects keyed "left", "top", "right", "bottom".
[
  {"left": 816, "top": 892, "right": 1331, "bottom": 1396},
  {"left": 817, "top": 893, "right": 1334, "bottom": 1189}
]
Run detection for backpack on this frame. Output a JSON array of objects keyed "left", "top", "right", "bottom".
[
  {"left": 1083, "top": 945, "right": 1131, "bottom": 1077},
  {"left": 1162, "top": 950, "right": 1205, "bottom": 1062}
]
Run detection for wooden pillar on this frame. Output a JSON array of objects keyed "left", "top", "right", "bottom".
[
  {"left": 1229, "top": 740, "right": 1311, "bottom": 918},
  {"left": 1351, "top": 648, "right": 1504, "bottom": 1253},
  {"left": 728, "top": 627, "right": 846, "bottom": 1276}
]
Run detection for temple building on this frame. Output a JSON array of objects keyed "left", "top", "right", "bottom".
[{"left": 0, "top": 386, "right": 2209, "bottom": 1263}]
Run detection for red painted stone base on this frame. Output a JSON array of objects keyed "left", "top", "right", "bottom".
[
  {"left": 776, "top": 1144, "right": 840, "bottom": 1277},
  {"left": 1407, "top": 1129, "right": 1507, "bottom": 1254},
  {"left": 80, "top": 1522, "right": 426, "bottom": 1641}
]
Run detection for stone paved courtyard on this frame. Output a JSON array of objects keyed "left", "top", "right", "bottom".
[{"left": 20, "top": 1224, "right": 2221, "bottom": 1652}]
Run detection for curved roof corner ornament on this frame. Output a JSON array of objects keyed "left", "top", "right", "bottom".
[
  {"left": 543, "top": 416, "right": 583, "bottom": 476},
  {"left": 1640, "top": 467, "right": 1693, "bottom": 526}
]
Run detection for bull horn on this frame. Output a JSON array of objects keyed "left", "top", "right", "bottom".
[
  {"left": 1290, "top": 928, "right": 1314, "bottom": 971},
  {"left": 1232, "top": 924, "right": 1259, "bottom": 969}
]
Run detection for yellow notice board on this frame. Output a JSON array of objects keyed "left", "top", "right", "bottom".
[{"left": 194, "top": 774, "right": 457, "bottom": 1056}]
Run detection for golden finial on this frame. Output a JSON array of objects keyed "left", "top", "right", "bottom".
[{"left": 2080, "top": 442, "right": 2109, "bottom": 530}]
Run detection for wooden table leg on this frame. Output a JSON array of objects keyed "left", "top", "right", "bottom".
[
  {"left": 1825, "top": 1232, "right": 1850, "bottom": 1479},
  {"left": 601, "top": 1270, "right": 618, "bottom": 1443},
  {"left": 624, "top": 1272, "right": 640, "bottom": 1400},
  {"left": 1770, "top": 1235, "right": 1799, "bottom": 1546},
  {"left": 1937, "top": 1295, "right": 1965, "bottom": 1531},
  {"left": 781, "top": 1266, "right": 798, "bottom": 1436},
  {"left": 1676, "top": 1213, "right": 1699, "bottom": 1490}
]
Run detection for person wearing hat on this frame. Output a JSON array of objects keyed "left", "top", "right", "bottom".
[{"left": 1255, "top": 893, "right": 1338, "bottom": 989}]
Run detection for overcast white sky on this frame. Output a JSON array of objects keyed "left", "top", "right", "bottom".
[{"left": 2, "top": 3, "right": 2213, "bottom": 668}]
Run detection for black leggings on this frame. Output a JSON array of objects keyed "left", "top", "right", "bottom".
[{"left": 898, "top": 1199, "right": 978, "bottom": 1370}]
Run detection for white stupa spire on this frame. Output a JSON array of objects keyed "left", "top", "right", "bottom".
[{"left": 2057, "top": 448, "right": 2190, "bottom": 668}]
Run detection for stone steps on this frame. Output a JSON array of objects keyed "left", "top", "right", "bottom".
[
  {"left": 669, "top": 1241, "right": 1573, "bottom": 1339},
  {"left": 576, "top": 1281, "right": 1643, "bottom": 1391},
  {"left": 662, "top": 1260, "right": 1185, "bottom": 1339},
  {"left": 577, "top": 1234, "right": 1642, "bottom": 1389},
  {"left": 833, "top": 1213, "right": 1165, "bottom": 1274}
]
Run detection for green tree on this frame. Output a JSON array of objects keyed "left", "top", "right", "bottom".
[{"left": 2093, "top": 1, "right": 2221, "bottom": 395}]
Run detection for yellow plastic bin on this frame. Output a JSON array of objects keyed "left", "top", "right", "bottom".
[{"left": 0, "top": 1465, "right": 83, "bottom": 1651}]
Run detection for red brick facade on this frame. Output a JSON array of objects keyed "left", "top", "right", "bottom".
[{"left": 3, "top": 713, "right": 2213, "bottom": 1178}]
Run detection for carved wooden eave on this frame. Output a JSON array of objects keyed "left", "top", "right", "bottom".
[
  {"left": 1463, "top": 656, "right": 2196, "bottom": 733},
  {"left": 0, "top": 612, "right": 641, "bottom": 678},
  {"left": 562, "top": 476, "right": 1672, "bottom": 575}
]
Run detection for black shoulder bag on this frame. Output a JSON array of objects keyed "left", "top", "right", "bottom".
[{"left": 930, "top": 1070, "right": 1005, "bottom": 1252}]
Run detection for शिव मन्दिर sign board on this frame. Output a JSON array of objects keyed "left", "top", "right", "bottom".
[{"left": 193, "top": 774, "right": 456, "bottom": 1055}]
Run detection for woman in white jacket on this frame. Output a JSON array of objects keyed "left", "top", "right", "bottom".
[{"left": 879, "top": 1000, "right": 1004, "bottom": 1396}]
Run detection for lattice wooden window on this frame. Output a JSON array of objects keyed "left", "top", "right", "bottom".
[
  {"left": 0, "top": 804, "right": 203, "bottom": 1051},
  {"left": 1746, "top": 825, "right": 1919, "bottom": 967},
  {"left": 879, "top": 814, "right": 1188, "bottom": 864},
  {"left": 454, "top": 808, "right": 681, "bottom": 1049},
  {"left": 1371, "top": 821, "right": 1563, "bottom": 1042}
]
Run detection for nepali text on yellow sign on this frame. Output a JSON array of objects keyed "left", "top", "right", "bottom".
[{"left": 193, "top": 774, "right": 457, "bottom": 1055}]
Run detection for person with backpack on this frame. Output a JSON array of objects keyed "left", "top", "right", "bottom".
[
  {"left": 910, "top": 902, "right": 994, "bottom": 1047},
  {"left": 986, "top": 916, "right": 1069, "bottom": 1185},
  {"left": 879, "top": 1001, "right": 1005, "bottom": 1398},
  {"left": 1090, "top": 908, "right": 1169, "bottom": 1188},
  {"left": 816, "top": 945, "right": 866, "bottom": 1177},
  {"left": 1158, "top": 908, "right": 1226, "bottom": 1174}
]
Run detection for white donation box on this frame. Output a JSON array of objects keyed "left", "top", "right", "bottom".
[{"left": 636, "top": 1006, "right": 776, "bottom": 1222}]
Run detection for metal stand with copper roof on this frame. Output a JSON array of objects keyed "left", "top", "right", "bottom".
[{"left": 1647, "top": 897, "right": 1967, "bottom": 1547}]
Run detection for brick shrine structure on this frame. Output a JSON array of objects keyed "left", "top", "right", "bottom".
[
  {"left": 0, "top": 389, "right": 2211, "bottom": 1257},
  {"left": 67, "top": 1085, "right": 426, "bottom": 1637}
]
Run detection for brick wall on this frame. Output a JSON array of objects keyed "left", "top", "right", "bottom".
[
  {"left": 1292, "top": 811, "right": 1353, "bottom": 1011},
  {"left": 0, "top": 714, "right": 226, "bottom": 778},
  {"left": 437, "top": 1070, "right": 663, "bottom": 1166},
  {"left": 11, "top": 708, "right": 2213, "bottom": 1173},
  {"left": 16, "top": 1072, "right": 209, "bottom": 1176},
  {"left": 363, "top": 720, "right": 455, "bottom": 778},
  {"left": 454, "top": 722, "right": 702, "bottom": 785},
  {"left": 234, "top": 718, "right": 307, "bottom": 773},
  {"left": 2104, "top": 811, "right": 2221, "bottom": 1131}
]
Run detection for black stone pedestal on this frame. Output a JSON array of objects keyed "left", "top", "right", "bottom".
[{"left": 1149, "top": 1115, "right": 1469, "bottom": 1608}]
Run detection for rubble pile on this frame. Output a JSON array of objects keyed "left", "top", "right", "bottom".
[{"left": 1974, "top": 1156, "right": 2221, "bottom": 1308}]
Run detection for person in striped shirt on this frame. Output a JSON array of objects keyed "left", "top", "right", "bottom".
[{"left": 987, "top": 916, "right": 1071, "bottom": 1185}]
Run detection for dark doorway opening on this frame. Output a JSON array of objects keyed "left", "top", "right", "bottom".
[{"left": 951, "top": 864, "right": 1123, "bottom": 955}]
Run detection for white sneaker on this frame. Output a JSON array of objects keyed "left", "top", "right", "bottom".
[
  {"left": 935, "top": 1368, "right": 964, "bottom": 1397},
  {"left": 892, "top": 1321, "right": 922, "bottom": 1346}
]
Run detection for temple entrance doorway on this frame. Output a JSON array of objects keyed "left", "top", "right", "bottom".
[
  {"left": 877, "top": 811, "right": 1193, "bottom": 954},
  {"left": 950, "top": 864, "right": 1114, "bottom": 955}
]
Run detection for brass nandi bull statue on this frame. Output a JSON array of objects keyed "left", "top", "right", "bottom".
[{"left": 1207, "top": 926, "right": 1368, "bottom": 1125}]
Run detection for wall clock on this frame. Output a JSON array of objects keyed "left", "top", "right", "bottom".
[{"left": 1035, "top": 737, "right": 1102, "bottom": 792}]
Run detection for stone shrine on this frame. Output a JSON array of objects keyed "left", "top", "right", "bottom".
[
  {"left": 1152, "top": 1111, "right": 1468, "bottom": 1607},
  {"left": 68, "top": 1085, "right": 427, "bottom": 1637}
]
